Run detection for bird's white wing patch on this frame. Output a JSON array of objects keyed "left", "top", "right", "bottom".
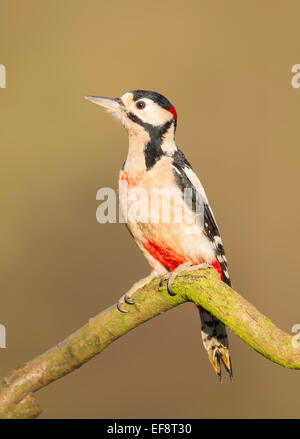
[{"left": 183, "top": 166, "right": 208, "bottom": 204}]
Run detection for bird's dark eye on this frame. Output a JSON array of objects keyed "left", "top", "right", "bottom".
[{"left": 136, "top": 101, "right": 146, "bottom": 110}]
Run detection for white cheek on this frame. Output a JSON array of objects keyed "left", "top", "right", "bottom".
[{"left": 132, "top": 100, "right": 172, "bottom": 126}]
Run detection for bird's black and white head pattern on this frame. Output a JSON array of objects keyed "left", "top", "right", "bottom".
[
  {"left": 115, "top": 90, "right": 179, "bottom": 169},
  {"left": 120, "top": 90, "right": 177, "bottom": 127},
  {"left": 86, "top": 90, "right": 179, "bottom": 168}
]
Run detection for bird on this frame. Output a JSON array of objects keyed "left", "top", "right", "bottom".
[{"left": 85, "top": 90, "right": 233, "bottom": 381}]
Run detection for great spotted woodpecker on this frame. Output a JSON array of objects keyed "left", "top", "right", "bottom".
[{"left": 86, "top": 90, "right": 232, "bottom": 381}]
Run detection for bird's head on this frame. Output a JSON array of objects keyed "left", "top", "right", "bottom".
[{"left": 85, "top": 90, "right": 177, "bottom": 137}]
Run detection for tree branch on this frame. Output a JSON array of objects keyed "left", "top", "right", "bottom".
[{"left": 0, "top": 269, "right": 299, "bottom": 418}]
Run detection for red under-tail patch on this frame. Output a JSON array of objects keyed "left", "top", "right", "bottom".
[
  {"left": 211, "top": 259, "right": 224, "bottom": 281},
  {"left": 143, "top": 239, "right": 192, "bottom": 271},
  {"left": 168, "top": 105, "right": 177, "bottom": 119},
  {"left": 143, "top": 240, "right": 225, "bottom": 281}
]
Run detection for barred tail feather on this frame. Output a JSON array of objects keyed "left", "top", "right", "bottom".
[{"left": 198, "top": 307, "right": 233, "bottom": 382}]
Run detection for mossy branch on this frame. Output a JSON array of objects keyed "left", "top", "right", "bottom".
[{"left": 0, "top": 269, "right": 299, "bottom": 418}]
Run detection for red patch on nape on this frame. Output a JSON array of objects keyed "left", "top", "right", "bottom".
[
  {"left": 143, "top": 239, "right": 190, "bottom": 271},
  {"left": 211, "top": 259, "right": 224, "bottom": 281},
  {"left": 168, "top": 105, "right": 177, "bottom": 119}
]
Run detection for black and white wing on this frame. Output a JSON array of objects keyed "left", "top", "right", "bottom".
[{"left": 171, "top": 148, "right": 231, "bottom": 286}]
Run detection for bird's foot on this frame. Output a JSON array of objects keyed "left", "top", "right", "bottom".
[
  {"left": 117, "top": 291, "right": 135, "bottom": 313},
  {"left": 117, "top": 272, "right": 157, "bottom": 313},
  {"left": 159, "top": 262, "right": 213, "bottom": 296}
]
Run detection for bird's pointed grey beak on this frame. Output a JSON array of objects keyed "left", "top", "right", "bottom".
[{"left": 85, "top": 96, "right": 122, "bottom": 111}]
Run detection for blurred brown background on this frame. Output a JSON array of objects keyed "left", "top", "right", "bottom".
[{"left": 1, "top": 0, "right": 300, "bottom": 419}]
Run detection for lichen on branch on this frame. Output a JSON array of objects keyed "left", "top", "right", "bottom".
[{"left": 0, "top": 269, "right": 299, "bottom": 419}]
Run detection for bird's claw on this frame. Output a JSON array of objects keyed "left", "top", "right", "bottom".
[
  {"left": 159, "top": 274, "right": 168, "bottom": 288},
  {"left": 116, "top": 272, "right": 158, "bottom": 313},
  {"left": 159, "top": 272, "right": 178, "bottom": 296},
  {"left": 117, "top": 301, "right": 128, "bottom": 313},
  {"left": 160, "top": 262, "right": 214, "bottom": 297},
  {"left": 167, "top": 281, "right": 176, "bottom": 296},
  {"left": 117, "top": 294, "right": 135, "bottom": 313},
  {"left": 124, "top": 294, "right": 134, "bottom": 305}
]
